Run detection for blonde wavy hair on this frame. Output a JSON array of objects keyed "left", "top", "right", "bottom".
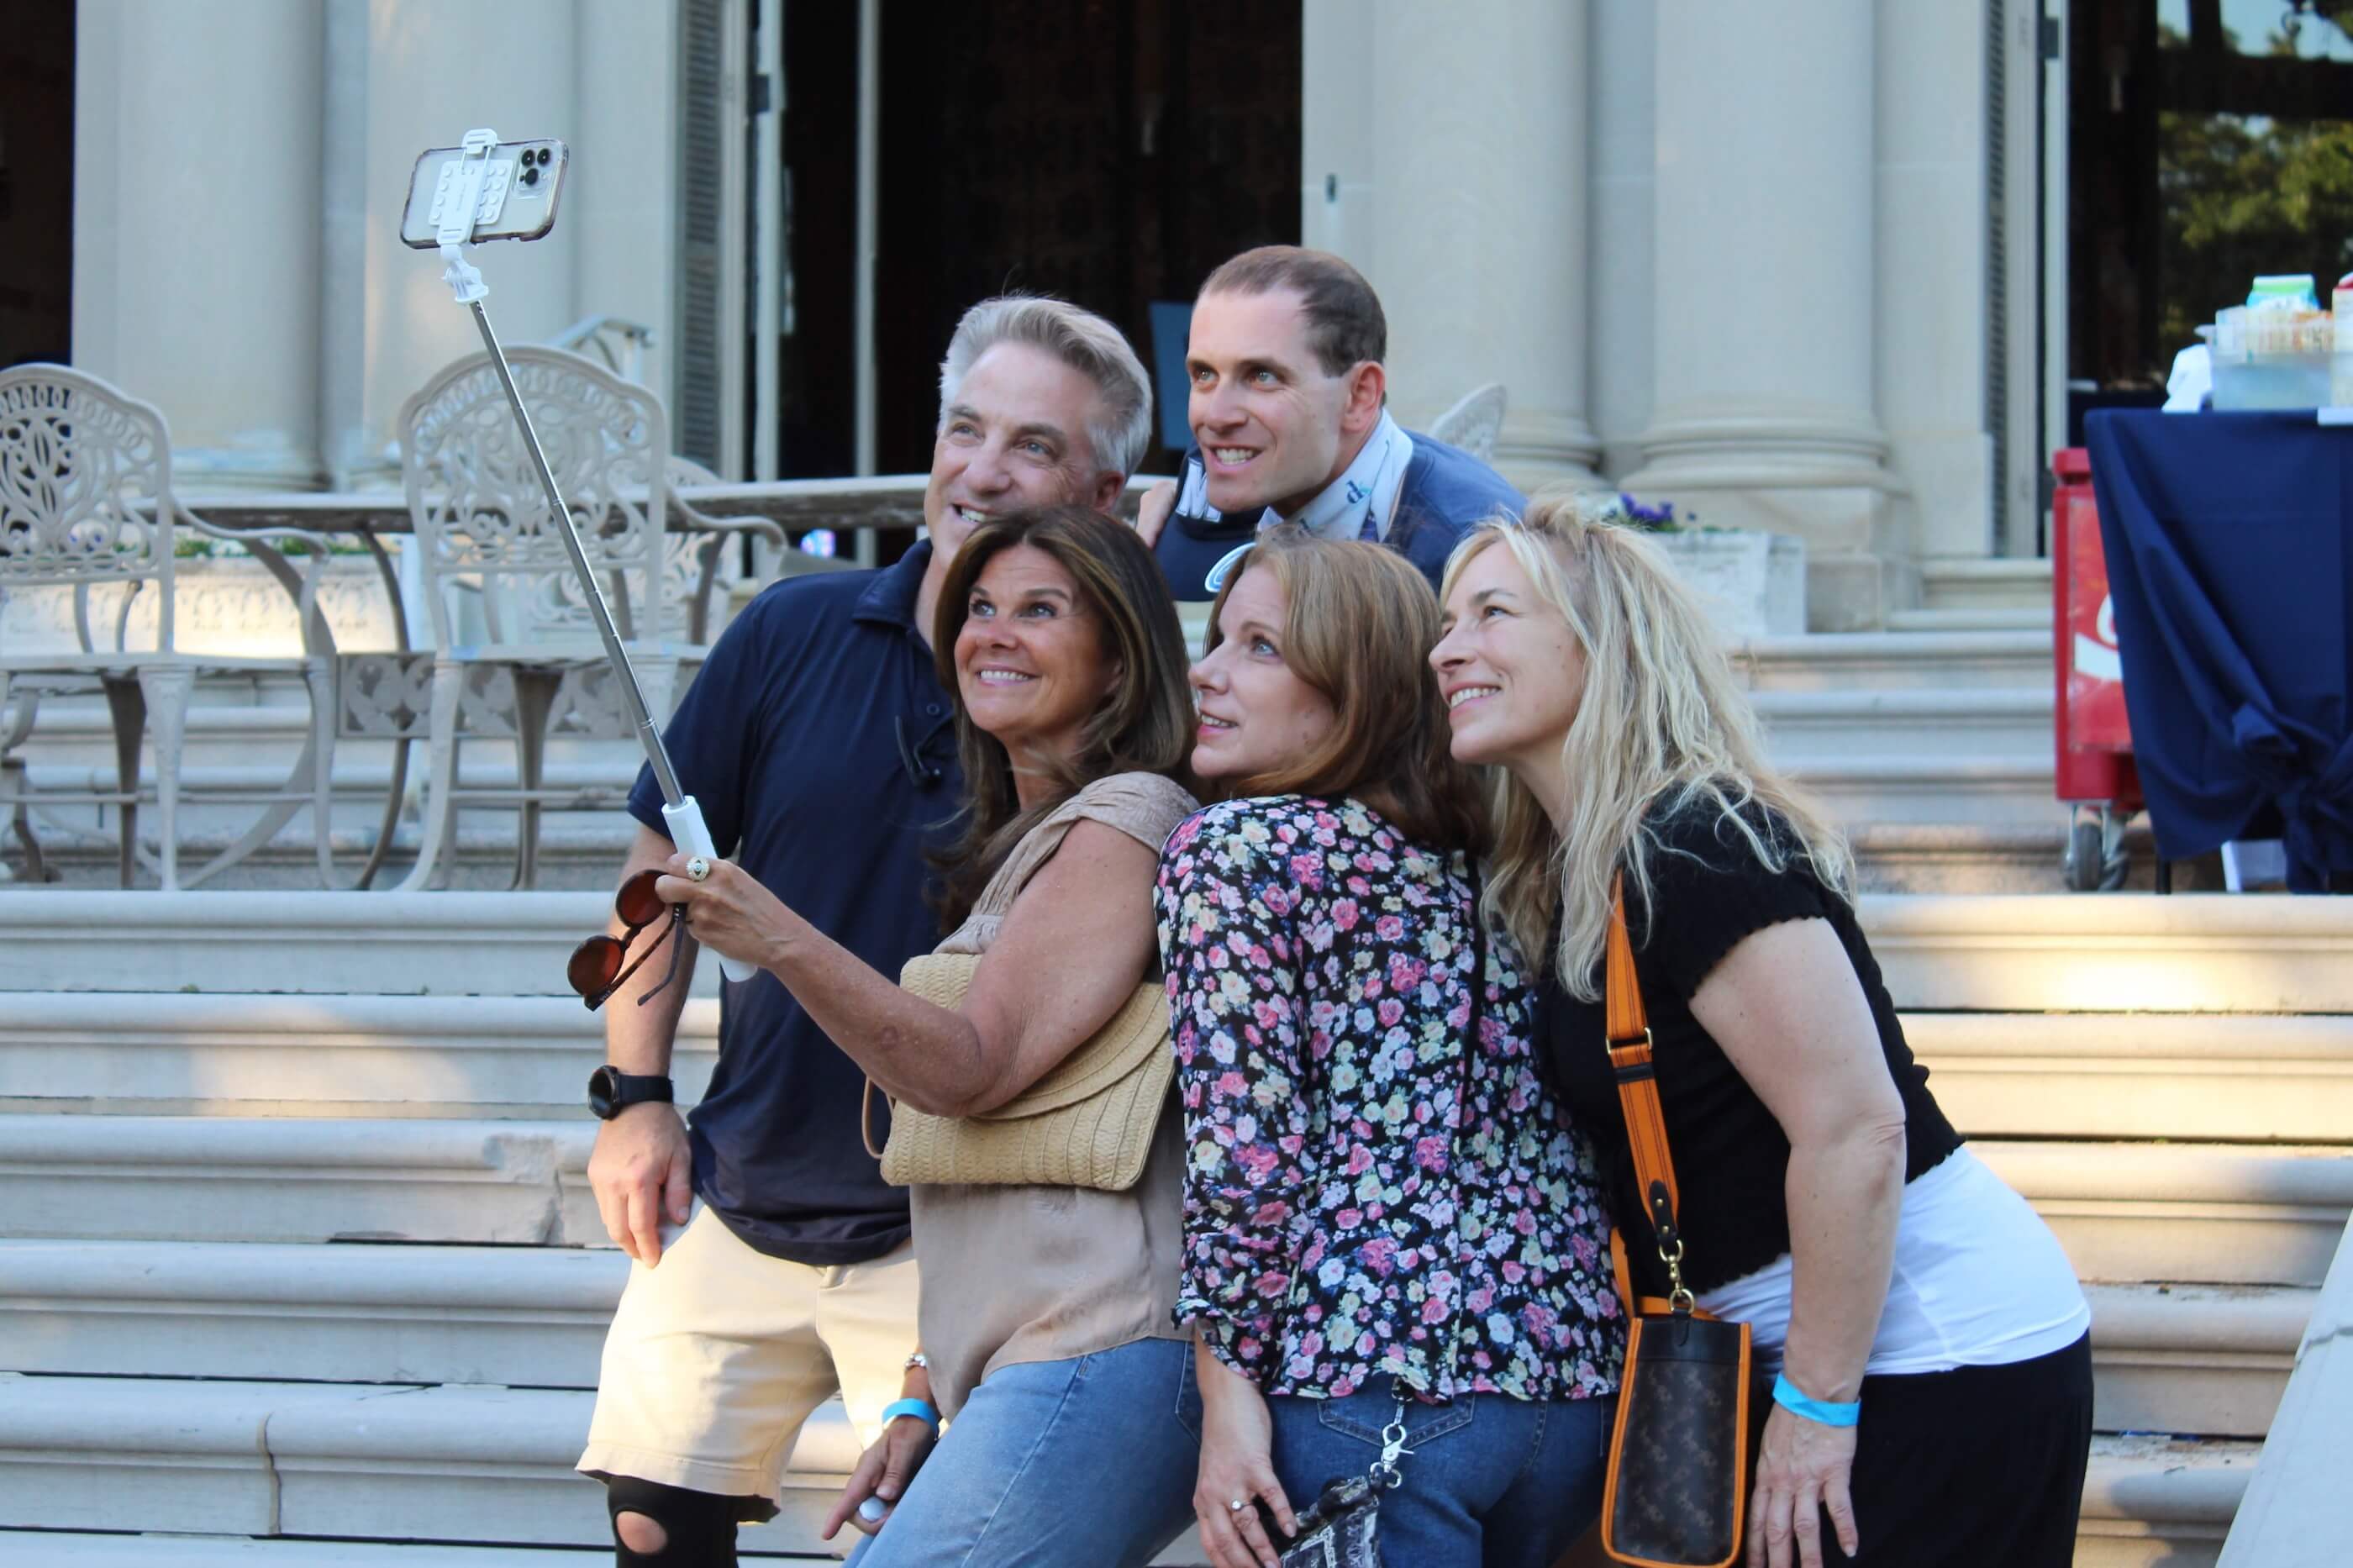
[{"left": 1442, "top": 493, "right": 1853, "bottom": 1000}]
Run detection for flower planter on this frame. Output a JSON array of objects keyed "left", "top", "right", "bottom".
[{"left": 1649, "top": 529, "right": 1807, "bottom": 640}]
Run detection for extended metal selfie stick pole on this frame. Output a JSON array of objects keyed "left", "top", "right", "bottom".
[{"left": 432, "top": 128, "right": 753, "bottom": 981}]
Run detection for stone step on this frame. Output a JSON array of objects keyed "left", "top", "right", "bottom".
[
  {"left": 4, "top": 1114, "right": 2341, "bottom": 1285},
  {"left": 8, "top": 994, "right": 2345, "bottom": 1140},
  {"left": 1885, "top": 605, "right": 2053, "bottom": 633},
  {"left": 1847, "top": 822, "right": 2219, "bottom": 897},
  {"left": 1732, "top": 628, "right": 2050, "bottom": 692},
  {"left": 1908, "top": 1013, "right": 2353, "bottom": 1144},
  {"left": 1862, "top": 894, "right": 2353, "bottom": 1013},
  {"left": 1919, "top": 555, "right": 2052, "bottom": 613},
  {"left": 0, "top": 1375, "right": 848, "bottom": 1551},
  {"left": 0, "top": 1240, "right": 624, "bottom": 1388},
  {"left": 13, "top": 891, "right": 2348, "bottom": 1011},
  {"left": 0, "top": 1536, "right": 706, "bottom": 1566},
  {"left": 0, "top": 1240, "right": 2305, "bottom": 1441},
  {"left": 0, "top": 1378, "right": 2250, "bottom": 1567},
  {"left": 1754, "top": 685, "right": 2051, "bottom": 761},
  {"left": 0, "top": 993, "right": 721, "bottom": 1118},
  {"left": 0, "top": 1375, "right": 1212, "bottom": 1563},
  {"left": 0, "top": 1117, "right": 603, "bottom": 1247},
  {"left": 1790, "top": 750, "right": 2054, "bottom": 828},
  {"left": 2075, "top": 1434, "right": 2258, "bottom": 1568},
  {"left": 1977, "top": 1141, "right": 2353, "bottom": 1289},
  {"left": 2084, "top": 1282, "right": 2312, "bottom": 1439}
]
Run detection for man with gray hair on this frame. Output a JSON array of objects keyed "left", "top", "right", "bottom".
[{"left": 576, "top": 294, "right": 1153, "bottom": 1567}]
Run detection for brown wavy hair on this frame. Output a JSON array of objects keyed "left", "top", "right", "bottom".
[
  {"left": 928, "top": 506, "right": 1196, "bottom": 927},
  {"left": 1200, "top": 529, "right": 1487, "bottom": 855}
]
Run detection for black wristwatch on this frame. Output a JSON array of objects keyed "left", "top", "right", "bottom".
[{"left": 588, "top": 1066, "right": 675, "bottom": 1120}]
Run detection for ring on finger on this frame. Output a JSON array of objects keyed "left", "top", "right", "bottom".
[
  {"left": 1229, "top": 1497, "right": 1248, "bottom": 1512},
  {"left": 685, "top": 855, "right": 712, "bottom": 883}
]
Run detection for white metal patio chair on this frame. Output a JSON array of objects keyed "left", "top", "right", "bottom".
[
  {"left": 0, "top": 364, "right": 340, "bottom": 889},
  {"left": 392, "top": 347, "right": 782, "bottom": 891},
  {"left": 1427, "top": 382, "right": 1508, "bottom": 462}
]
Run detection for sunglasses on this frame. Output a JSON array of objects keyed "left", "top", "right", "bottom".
[{"left": 568, "top": 868, "right": 687, "bottom": 1011}]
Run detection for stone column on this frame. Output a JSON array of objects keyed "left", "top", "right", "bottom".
[
  {"left": 1303, "top": 0, "right": 1600, "bottom": 489},
  {"left": 72, "top": 0, "right": 326, "bottom": 492},
  {"left": 1622, "top": 0, "right": 1908, "bottom": 629},
  {"left": 350, "top": 0, "right": 582, "bottom": 482}
]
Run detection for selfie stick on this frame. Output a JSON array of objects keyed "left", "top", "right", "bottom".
[{"left": 430, "top": 128, "right": 754, "bottom": 982}]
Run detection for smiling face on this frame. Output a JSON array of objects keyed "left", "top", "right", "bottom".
[
  {"left": 1188, "top": 564, "right": 1339, "bottom": 781},
  {"left": 953, "top": 542, "right": 1119, "bottom": 780},
  {"left": 924, "top": 341, "right": 1123, "bottom": 568},
  {"left": 1186, "top": 287, "right": 1382, "bottom": 518},
  {"left": 1431, "top": 539, "right": 1589, "bottom": 796}
]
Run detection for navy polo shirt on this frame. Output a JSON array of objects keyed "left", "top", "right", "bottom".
[{"left": 626, "top": 542, "right": 962, "bottom": 1265}]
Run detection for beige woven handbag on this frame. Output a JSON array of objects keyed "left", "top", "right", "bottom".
[{"left": 859, "top": 951, "right": 1175, "bottom": 1192}]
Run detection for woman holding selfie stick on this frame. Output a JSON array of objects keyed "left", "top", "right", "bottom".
[
  {"left": 1430, "top": 496, "right": 2092, "bottom": 1568},
  {"left": 1160, "top": 532, "right": 1620, "bottom": 1568},
  {"left": 661, "top": 507, "right": 1205, "bottom": 1568}
]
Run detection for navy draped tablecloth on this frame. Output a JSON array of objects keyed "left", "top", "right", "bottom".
[{"left": 2082, "top": 410, "right": 2352, "bottom": 891}]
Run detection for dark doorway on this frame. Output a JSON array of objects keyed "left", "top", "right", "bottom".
[
  {"left": 2068, "top": 0, "right": 2353, "bottom": 394},
  {"left": 0, "top": 2, "right": 74, "bottom": 368},
  {"left": 868, "top": 1, "right": 1302, "bottom": 479}
]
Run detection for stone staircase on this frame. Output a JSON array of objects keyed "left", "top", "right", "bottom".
[
  {"left": 6, "top": 566, "right": 2338, "bottom": 1563},
  {"left": 11, "top": 607, "right": 2085, "bottom": 896},
  {"left": 0, "top": 891, "right": 2345, "bottom": 1565}
]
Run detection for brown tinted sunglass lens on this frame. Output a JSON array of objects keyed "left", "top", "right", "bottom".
[
  {"left": 614, "top": 869, "right": 666, "bottom": 929},
  {"left": 568, "top": 935, "right": 625, "bottom": 997}
]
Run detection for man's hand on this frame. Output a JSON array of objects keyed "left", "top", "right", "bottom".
[
  {"left": 587, "top": 1101, "right": 692, "bottom": 1265},
  {"left": 1132, "top": 478, "right": 1177, "bottom": 548}
]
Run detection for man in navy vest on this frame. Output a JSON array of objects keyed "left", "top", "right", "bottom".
[{"left": 1143, "top": 245, "right": 1523, "bottom": 600}]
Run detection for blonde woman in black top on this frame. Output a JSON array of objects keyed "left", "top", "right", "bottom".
[{"left": 1428, "top": 496, "right": 2092, "bottom": 1568}]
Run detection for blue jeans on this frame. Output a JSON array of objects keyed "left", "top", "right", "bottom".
[
  {"left": 1263, "top": 1381, "right": 1614, "bottom": 1568},
  {"left": 850, "top": 1335, "right": 1199, "bottom": 1568}
]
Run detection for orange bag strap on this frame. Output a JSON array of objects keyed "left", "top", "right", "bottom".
[{"left": 1604, "top": 872, "right": 1696, "bottom": 1311}]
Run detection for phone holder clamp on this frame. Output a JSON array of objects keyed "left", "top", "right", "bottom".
[{"left": 434, "top": 128, "right": 508, "bottom": 305}]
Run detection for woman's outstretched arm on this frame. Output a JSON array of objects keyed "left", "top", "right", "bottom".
[{"left": 655, "top": 819, "right": 1160, "bottom": 1117}]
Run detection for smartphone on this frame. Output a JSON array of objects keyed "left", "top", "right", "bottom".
[{"left": 400, "top": 138, "right": 569, "bottom": 249}]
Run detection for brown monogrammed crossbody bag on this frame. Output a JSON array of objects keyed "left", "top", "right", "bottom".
[{"left": 1598, "top": 875, "right": 1754, "bottom": 1568}]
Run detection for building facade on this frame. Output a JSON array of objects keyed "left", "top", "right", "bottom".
[{"left": 48, "top": 2, "right": 2336, "bottom": 628}]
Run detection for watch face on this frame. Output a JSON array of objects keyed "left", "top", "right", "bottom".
[{"left": 588, "top": 1066, "right": 620, "bottom": 1119}]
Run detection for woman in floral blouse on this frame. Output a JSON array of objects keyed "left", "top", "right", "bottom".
[{"left": 1157, "top": 532, "right": 1621, "bottom": 1568}]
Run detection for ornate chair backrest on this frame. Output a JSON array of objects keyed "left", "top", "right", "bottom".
[
  {"left": 398, "top": 347, "right": 670, "bottom": 653},
  {"left": 0, "top": 363, "right": 178, "bottom": 655},
  {"left": 1426, "top": 381, "right": 1508, "bottom": 464}
]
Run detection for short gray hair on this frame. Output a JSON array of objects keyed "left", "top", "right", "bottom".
[{"left": 937, "top": 295, "right": 1155, "bottom": 480}]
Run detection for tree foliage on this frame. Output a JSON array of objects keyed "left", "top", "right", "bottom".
[{"left": 2158, "top": 109, "right": 2353, "bottom": 345}]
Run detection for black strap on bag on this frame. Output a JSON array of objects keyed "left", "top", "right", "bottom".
[{"left": 1598, "top": 872, "right": 1755, "bottom": 1568}]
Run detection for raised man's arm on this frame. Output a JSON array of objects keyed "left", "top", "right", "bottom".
[{"left": 586, "top": 823, "right": 703, "bottom": 1265}]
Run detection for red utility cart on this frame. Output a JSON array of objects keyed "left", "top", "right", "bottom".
[{"left": 2051, "top": 447, "right": 2143, "bottom": 890}]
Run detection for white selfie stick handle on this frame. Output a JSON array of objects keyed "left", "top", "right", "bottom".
[{"left": 663, "top": 796, "right": 756, "bottom": 982}]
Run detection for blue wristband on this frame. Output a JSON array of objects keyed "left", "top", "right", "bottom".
[
  {"left": 1771, "top": 1373, "right": 1861, "bottom": 1428},
  {"left": 881, "top": 1397, "right": 940, "bottom": 1435}
]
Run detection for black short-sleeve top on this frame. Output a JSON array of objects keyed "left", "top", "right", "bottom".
[{"left": 1538, "top": 802, "right": 1961, "bottom": 1298}]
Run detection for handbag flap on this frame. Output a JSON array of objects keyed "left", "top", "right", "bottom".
[{"left": 897, "top": 953, "right": 1171, "bottom": 1119}]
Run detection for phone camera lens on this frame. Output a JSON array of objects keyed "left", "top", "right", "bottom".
[
  {"left": 521, "top": 166, "right": 540, "bottom": 187},
  {"left": 520, "top": 148, "right": 538, "bottom": 166}
]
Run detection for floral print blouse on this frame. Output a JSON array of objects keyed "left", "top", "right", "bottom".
[{"left": 1157, "top": 795, "right": 1622, "bottom": 1402}]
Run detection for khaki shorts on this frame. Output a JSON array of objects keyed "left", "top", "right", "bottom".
[{"left": 577, "top": 1203, "right": 919, "bottom": 1510}]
